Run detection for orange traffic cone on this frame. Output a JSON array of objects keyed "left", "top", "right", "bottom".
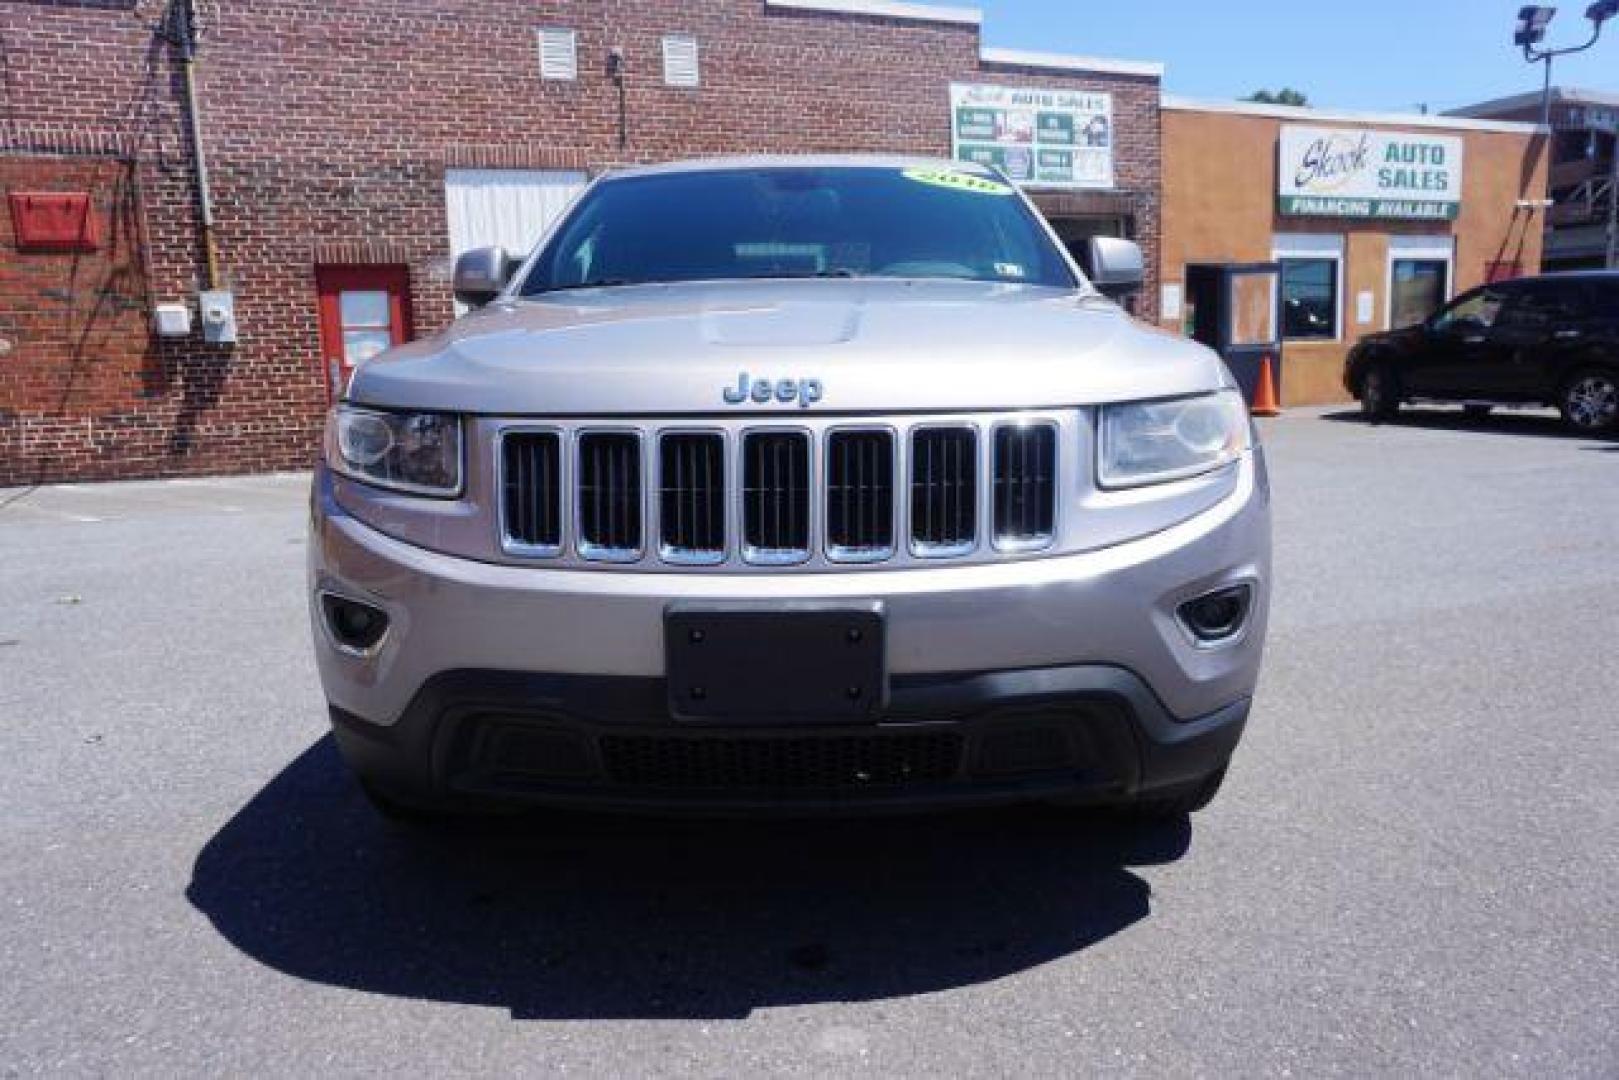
[{"left": 1250, "top": 354, "right": 1281, "bottom": 417}]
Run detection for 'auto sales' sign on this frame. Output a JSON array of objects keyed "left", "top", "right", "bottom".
[
  {"left": 950, "top": 83, "right": 1113, "bottom": 189},
  {"left": 1278, "top": 125, "right": 1464, "bottom": 220}
]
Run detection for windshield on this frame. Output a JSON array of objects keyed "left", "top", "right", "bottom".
[{"left": 519, "top": 165, "right": 1079, "bottom": 294}]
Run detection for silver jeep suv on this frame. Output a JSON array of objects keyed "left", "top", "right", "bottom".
[{"left": 310, "top": 157, "right": 1270, "bottom": 819}]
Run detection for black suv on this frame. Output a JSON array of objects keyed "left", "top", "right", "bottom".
[{"left": 1345, "top": 271, "right": 1619, "bottom": 433}]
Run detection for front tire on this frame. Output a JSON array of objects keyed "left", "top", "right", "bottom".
[
  {"left": 1559, "top": 368, "right": 1619, "bottom": 434},
  {"left": 1359, "top": 363, "right": 1401, "bottom": 422}
]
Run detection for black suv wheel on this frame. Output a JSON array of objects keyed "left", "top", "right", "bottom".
[
  {"left": 1559, "top": 368, "right": 1619, "bottom": 434},
  {"left": 1359, "top": 363, "right": 1401, "bottom": 421}
]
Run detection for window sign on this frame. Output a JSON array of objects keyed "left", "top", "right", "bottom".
[
  {"left": 1278, "top": 125, "right": 1463, "bottom": 220},
  {"left": 950, "top": 83, "right": 1113, "bottom": 189}
]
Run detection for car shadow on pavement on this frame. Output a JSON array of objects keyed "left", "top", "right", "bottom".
[
  {"left": 187, "top": 736, "right": 1186, "bottom": 1020},
  {"left": 1320, "top": 408, "right": 1613, "bottom": 442}
]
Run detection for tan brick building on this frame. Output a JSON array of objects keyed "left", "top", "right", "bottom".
[{"left": 1159, "top": 98, "right": 1548, "bottom": 406}]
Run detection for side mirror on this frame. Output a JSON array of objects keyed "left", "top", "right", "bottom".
[
  {"left": 453, "top": 246, "right": 516, "bottom": 308},
  {"left": 1084, "top": 236, "right": 1144, "bottom": 299}
]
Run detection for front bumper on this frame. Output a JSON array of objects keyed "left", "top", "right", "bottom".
[{"left": 310, "top": 453, "right": 1269, "bottom": 811}]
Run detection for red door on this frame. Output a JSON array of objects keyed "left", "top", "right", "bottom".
[{"left": 316, "top": 265, "right": 413, "bottom": 399}]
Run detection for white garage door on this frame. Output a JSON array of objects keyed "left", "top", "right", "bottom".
[{"left": 444, "top": 168, "right": 588, "bottom": 304}]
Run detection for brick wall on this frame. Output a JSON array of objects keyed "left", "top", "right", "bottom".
[{"left": 0, "top": 0, "right": 1161, "bottom": 484}]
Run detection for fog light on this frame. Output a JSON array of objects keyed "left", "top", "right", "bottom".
[
  {"left": 1178, "top": 584, "right": 1252, "bottom": 643},
  {"left": 320, "top": 592, "right": 390, "bottom": 654}
]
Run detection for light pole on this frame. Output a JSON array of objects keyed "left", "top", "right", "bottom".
[{"left": 1514, "top": 4, "right": 1619, "bottom": 268}]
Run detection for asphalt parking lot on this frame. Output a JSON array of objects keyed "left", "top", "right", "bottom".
[{"left": 2, "top": 406, "right": 1616, "bottom": 1076}]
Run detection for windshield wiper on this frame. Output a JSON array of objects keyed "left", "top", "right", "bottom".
[
  {"left": 538, "top": 278, "right": 633, "bottom": 293},
  {"left": 743, "top": 268, "right": 862, "bottom": 280}
]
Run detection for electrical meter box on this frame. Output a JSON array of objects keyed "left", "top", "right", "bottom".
[{"left": 199, "top": 290, "right": 237, "bottom": 345}]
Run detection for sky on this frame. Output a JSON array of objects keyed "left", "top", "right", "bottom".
[{"left": 971, "top": 0, "right": 1619, "bottom": 112}]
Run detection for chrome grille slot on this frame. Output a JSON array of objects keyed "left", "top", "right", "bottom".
[
  {"left": 659, "top": 432, "right": 726, "bottom": 562},
  {"left": 501, "top": 431, "right": 562, "bottom": 554},
  {"left": 576, "top": 431, "right": 643, "bottom": 560},
  {"left": 743, "top": 430, "right": 811, "bottom": 562},
  {"left": 992, "top": 423, "right": 1057, "bottom": 549},
  {"left": 910, "top": 426, "right": 977, "bottom": 556},
  {"left": 825, "top": 429, "right": 895, "bottom": 561}
]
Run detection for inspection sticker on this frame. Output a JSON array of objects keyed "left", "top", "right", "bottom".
[{"left": 901, "top": 168, "right": 1013, "bottom": 195}]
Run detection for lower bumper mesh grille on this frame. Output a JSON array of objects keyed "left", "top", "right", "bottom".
[{"left": 600, "top": 732, "right": 964, "bottom": 790}]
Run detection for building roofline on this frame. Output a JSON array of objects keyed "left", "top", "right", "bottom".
[
  {"left": 598, "top": 153, "right": 986, "bottom": 179},
  {"left": 1446, "top": 86, "right": 1619, "bottom": 117},
  {"left": 1162, "top": 95, "right": 1546, "bottom": 135},
  {"left": 978, "top": 47, "right": 1163, "bottom": 79},
  {"left": 763, "top": 1, "right": 1163, "bottom": 78},
  {"left": 763, "top": 0, "right": 981, "bottom": 26}
]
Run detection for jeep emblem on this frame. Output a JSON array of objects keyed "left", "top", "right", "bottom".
[{"left": 722, "top": 372, "right": 824, "bottom": 409}]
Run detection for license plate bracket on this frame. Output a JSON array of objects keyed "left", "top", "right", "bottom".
[{"left": 665, "top": 601, "right": 886, "bottom": 722}]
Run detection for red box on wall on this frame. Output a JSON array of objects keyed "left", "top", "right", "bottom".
[{"left": 9, "top": 191, "right": 99, "bottom": 252}]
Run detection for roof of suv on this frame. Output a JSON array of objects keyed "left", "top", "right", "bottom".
[
  {"left": 601, "top": 154, "right": 998, "bottom": 180},
  {"left": 1537, "top": 270, "right": 1619, "bottom": 281}
]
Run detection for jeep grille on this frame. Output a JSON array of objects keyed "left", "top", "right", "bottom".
[
  {"left": 992, "top": 423, "right": 1058, "bottom": 549},
  {"left": 501, "top": 431, "right": 563, "bottom": 555},
  {"left": 742, "top": 430, "right": 812, "bottom": 563},
  {"left": 658, "top": 432, "right": 726, "bottom": 563},
  {"left": 825, "top": 429, "right": 896, "bottom": 561},
  {"left": 496, "top": 413, "right": 1061, "bottom": 569},
  {"left": 576, "top": 431, "right": 643, "bottom": 560},
  {"left": 910, "top": 426, "right": 978, "bottom": 556}
]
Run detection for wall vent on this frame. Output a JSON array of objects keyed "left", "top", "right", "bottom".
[
  {"left": 537, "top": 28, "right": 577, "bottom": 81},
  {"left": 662, "top": 35, "right": 700, "bottom": 87}
]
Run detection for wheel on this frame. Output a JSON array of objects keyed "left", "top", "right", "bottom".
[
  {"left": 1358, "top": 363, "right": 1401, "bottom": 421},
  {"left": 1463, "top": 403, "right": 1493, "bottom": 420},
  {"left": 1118, "top": 765, "right": 1228, "bottom": 822},
  {"left": 1559, "top": 368, "right": 1619, "bottom": 434}
]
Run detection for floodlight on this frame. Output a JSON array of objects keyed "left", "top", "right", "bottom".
[{"left": 1515, "top": 5, "right": 1557, "bottom": 45}]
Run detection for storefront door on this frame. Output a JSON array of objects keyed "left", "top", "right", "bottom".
[{"left": 316, "top": 265, "right": 413, "bottom": 399}]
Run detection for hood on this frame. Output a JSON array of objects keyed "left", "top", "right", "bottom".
[{"left": 348, "top": 279, "right": 1231, "bottom": 415}]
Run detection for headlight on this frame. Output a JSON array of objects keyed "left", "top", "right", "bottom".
[
  {"left": 1098, "top": 389, "right": 1250, "bottom": 489},
  {"left": 325, "top": 404, "right": 462, "bottom": 497}
]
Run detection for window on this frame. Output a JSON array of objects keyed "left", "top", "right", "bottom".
[
  {"left": 662, "top": 34, "right": 699, "bottom": 87},
  {"left": 1273, "top": 234, "right": 1342, "bottom": 342},
  {"left": 537, "top": 28, "right": 578, "bottom": 81},
  {"left": 1495, "top": 282, "right": 1587, "bottom": 331},
  {"left": 1389, "top": 260, "right": 1448, "bottom": 329},
  {"left": 1387, "top": 236, "right": 1452, "bottom": 329},
  {"left": 520, "top": 165, "right": 1077, "bottom": 294},
  {"left": 1279, "top": 259, "right": 1337, "bottom": 340},
  {"left": 1430, "top": 288, "right": 1505, "bottom": 333}
]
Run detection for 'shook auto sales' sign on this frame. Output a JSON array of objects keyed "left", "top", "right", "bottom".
[{"left": 1278, "top": 125, "right": 1464, "bottom": 220}]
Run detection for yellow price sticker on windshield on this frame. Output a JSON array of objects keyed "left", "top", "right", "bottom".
[{"left": 901, "top": 168, "right": 1013, "bottom": 196}]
